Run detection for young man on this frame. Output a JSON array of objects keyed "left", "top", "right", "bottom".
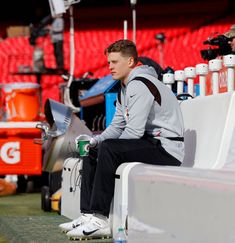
[{"left": 59, "top": 39, "right": 184, "bottom": 239}]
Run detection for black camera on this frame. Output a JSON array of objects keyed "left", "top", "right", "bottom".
[
  {"left": 28, "top": 15, "right": 52, "bottom": 46},
  {"left": 29, "top": 25, "right": 49, "bottom": 46},
  {"left": 200, "top": 34, "right": 232, "bottom": 61}
]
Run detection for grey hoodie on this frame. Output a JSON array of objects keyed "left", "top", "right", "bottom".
[{"left": 95, "top": 65, "right": 185, "bottom": 162}]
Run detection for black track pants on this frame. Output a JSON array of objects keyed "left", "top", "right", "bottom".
[{"left": 80, "top": 138, "right": 181, "bottom": 217}]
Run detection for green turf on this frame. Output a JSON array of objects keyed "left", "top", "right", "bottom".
[
  {"left": 0, "top": 193, "right": 51, "bottom": 216},
  {"left": 0, "top": 235, "right": 8, "bottom": 243},
  {"left": 0, "top": 193, "right": 113, "bottom": 243}
]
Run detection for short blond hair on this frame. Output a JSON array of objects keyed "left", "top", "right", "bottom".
[{"left": 104, "top": 39, "right": 138, "bottom": 63}]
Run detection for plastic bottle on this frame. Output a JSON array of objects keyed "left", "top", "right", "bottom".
[{"left": 113, "top": 227, "right": 127, "bottom": 243}]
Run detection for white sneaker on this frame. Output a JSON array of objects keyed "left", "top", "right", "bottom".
[
  {"left": 67, "top": 215, "right": 111, "bottom": 240},
  {"left": 58, "top": 214, "right": 92, "bottom": 233}
]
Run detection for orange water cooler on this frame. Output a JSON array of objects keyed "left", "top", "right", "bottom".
[
  {"left": 4, "top": 82, "right": 41, "bottom": 121},
  {"left": 0, "top": 122, "right": 42, "bottom": 175},
  {"left": 0, "top": 82, "right": 42, "bottom": 175}
]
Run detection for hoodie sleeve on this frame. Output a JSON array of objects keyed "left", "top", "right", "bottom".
[
  {"left": 94, "top": 97, "right": 126, "bottom": 143},
  {"left": 119, "top": 81, "right": 154, "bottom": 139}
]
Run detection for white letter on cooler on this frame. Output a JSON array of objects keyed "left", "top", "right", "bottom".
[{"left": 1, "top": 142, "right": 20, "bottom": 164}]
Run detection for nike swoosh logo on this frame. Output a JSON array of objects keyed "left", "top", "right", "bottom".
[
  {"left": 83, "top": 229, "right": 99, "bottom": 236},
  {"left": 73, "top": 222, "right": 81, "bottom": 228},
  {"left": 130, "top": 94, "right": 136, "bottom": 98}
]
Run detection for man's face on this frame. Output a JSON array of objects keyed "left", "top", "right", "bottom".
[
  {"left": 228, "top": 37, "right": 235, "bottom": 52},
  {"left": 107, "top": 52, "right": 134, "bottom": 84}
]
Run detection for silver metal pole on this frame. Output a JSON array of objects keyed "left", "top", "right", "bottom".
[
  {"left": 69, "top": 6, "right": 75, "bottom": 78},
  {"left": 64, "top": 5, "right": 80, "bottom": 112},
  {"left": 130, "top": 0, "right": 137, "bottom": 43},
  {"left": 132, "top": 7, "right": 136, "bottom": 43},
  {"left": 124, "top": 20, "right": 128, "bottom": 39}
]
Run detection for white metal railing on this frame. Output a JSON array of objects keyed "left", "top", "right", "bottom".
[{"left": 162, "top": 54, "right": 235, "bottom": 97}]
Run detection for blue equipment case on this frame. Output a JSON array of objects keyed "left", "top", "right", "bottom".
[
  {"left": 79, "top": 75, "right": 119, "bottom": 128},
  {"left": 105, "top": 93, "right": 117, "bottom": 127}
]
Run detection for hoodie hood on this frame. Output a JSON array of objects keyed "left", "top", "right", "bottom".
[{"left": 127, "top": 65, "right": 158, "bottom": 84}]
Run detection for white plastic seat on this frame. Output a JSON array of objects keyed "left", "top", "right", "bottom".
[{"left": 180, "top": 92, "right": 235, "bottom": 169}]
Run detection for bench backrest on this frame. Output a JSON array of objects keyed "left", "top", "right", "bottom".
[{"left": 180, "top": 92, "right": 235, "bottom": 169}]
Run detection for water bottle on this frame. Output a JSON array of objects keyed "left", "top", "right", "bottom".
[{"left": 113, "top": 227, "right": 127, "bottom": 243}]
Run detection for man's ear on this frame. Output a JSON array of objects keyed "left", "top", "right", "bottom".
[{"left": 128, "top": 57, "right": 136, "bottom": 68}]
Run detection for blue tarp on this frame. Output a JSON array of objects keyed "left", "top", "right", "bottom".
[{"left": 80, "top": 75, "right": 118, "bottom": 100}]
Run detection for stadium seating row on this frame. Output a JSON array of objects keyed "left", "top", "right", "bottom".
[{"left": 0, "top": 13, "right": 234, "bottom": 105}]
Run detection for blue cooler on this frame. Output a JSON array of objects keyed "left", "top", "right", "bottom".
[
  {"left": 105, "top": 93, "right": 117, "bottom": 127},
  {"left": 79, "top": 75, "right": 119, "bottom": 129}
]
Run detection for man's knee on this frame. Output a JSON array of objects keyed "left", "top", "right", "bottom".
[
  {"left": 99, "top": 140, "right": 109, "bottom": 149},
  {"left": 99, "top": 139, "right": 119, "bottom": 153}
]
